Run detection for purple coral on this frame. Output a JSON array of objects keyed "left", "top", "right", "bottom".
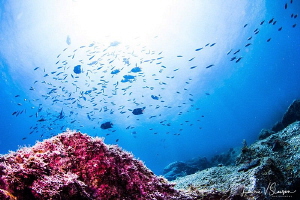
[{"left": 0, "top": 131, "right": 191, "bottom": 199}]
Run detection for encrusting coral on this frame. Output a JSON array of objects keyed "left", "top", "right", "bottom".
[{"left": 0, "top": 131, "right": 191, "bottom": 200}]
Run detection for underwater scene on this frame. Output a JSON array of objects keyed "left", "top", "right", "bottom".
[{"left": 0, "top": 0, "right": 300, "bottom": 199}]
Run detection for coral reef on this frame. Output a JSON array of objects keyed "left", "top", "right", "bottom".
[
  {"left": 2, "top": 100, "right": 300, "bottom": 199},
  {"left": 0, "top": 131, "right": 192, "bottom": 200}
]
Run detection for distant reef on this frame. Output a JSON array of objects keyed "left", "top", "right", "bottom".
[{"left": 165, "top": 99, "right": 300, "bottom": 199}]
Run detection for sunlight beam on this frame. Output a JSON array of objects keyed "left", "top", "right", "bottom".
[{"left": 66, "top": 0, "right": 173, "bottom": 41}]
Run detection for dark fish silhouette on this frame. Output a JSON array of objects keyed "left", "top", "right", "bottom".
[
  {"left": 37, "top": 118, "right": 46, "bottom": 122},
  {"left": 151, "top": 95, "right": 159, "bottom": 100},
  {"left": 88, "top": 61, "right": 97, "bottom": 65},
  {"left": 132, "top": 107, "right": 145, "bottom": 115},
  {"left": 233, "top": 49, "right": 240, "bottom": 55},
  {"left": 111, "top": 69, "right": 120, "bottom": 74},
  {"left": 58, "top": 109, "right": 65, "bottom": 119},
  {"left": 285, "top": 3, "right": 288, "bottom": 9},
  {"left": 123, "top": 75, "right": 135, "bottom": 79},
  {"left": 131, "top": 67, "right": 142, "bottom": 73},
  {"left": 73, "top": 65, "right": 82, "bottom": 74},
  {"left": 236, "top": 57, "right": 242, "bottom": 63},
  {"left": 100, "top": 122, "right": 113, "bottom": 129},
  {"left": 206, "top": 64, "right": 214, "bottom": 68},
  {"left": 121, "top": 75, "right": 136, "bottom": 83}
]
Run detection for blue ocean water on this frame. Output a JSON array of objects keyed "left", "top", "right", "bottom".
[{"left": 0, "top": 0, "right": 299, "bottom": 175}]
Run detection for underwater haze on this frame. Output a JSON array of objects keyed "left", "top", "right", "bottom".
[{"left": 0, "top": 0, "right": 299, "bottom": 175}]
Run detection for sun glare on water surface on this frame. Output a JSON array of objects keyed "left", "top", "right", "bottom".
[{"left": 65, "top": 0, "right": 174, "bottom": 42}]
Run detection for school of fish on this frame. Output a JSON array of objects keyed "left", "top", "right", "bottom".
[{"left": 11, "top": 1, "right": 298, "bottom": 143}]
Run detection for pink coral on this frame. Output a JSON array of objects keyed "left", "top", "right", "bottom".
[{"left": 0, "top": 131, "right": 191, "bottom": 199}]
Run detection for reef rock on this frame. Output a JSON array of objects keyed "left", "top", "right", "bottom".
[
  {"left": 272, "top": 99, "right": 300, "bottom": 132},
  {"left": 173, "top": 121, "right": 300, "bottom": 199},
  {"left": 163, "top": 161, "right": 199, "bottom": 181},
  {"left": 210, "top": 147, "right": 239, "bottom": 167},
  {"left": 163, "top": 148, "right": 239, "bottom": 181},
  {"left": 258, "top": 129, "right": 275, "bottom": 140},
  {"left": 0, "top": 131, "right": 192, "bottom": 200}
]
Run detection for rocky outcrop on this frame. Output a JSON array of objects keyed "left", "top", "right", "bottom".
[
  {"left": 272, "top": 99, "right": 300, "bottom": 132},
  {"left": 258, "top": 129, "right": 275, "bottom": 140},
  {"left": 173, "top": 121, "right": 300, "bottom": 199},
  {"left": 163, "top": 100, "right": 300, "bottom": 184},
  {"left": 163, "top": 100, "right": 300, "bottom": 199},
  {"left": 163, "top": 158, "right": 212, "bottom": 181},
  {"left": 210, "top": 147, "right": 239, "bottom": 166},
  {"left": 162, "top": 147, "right": 240, "bottom": 181},
  {"left": 0, "top": 131, "right": 192, "bottom": 200}
]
